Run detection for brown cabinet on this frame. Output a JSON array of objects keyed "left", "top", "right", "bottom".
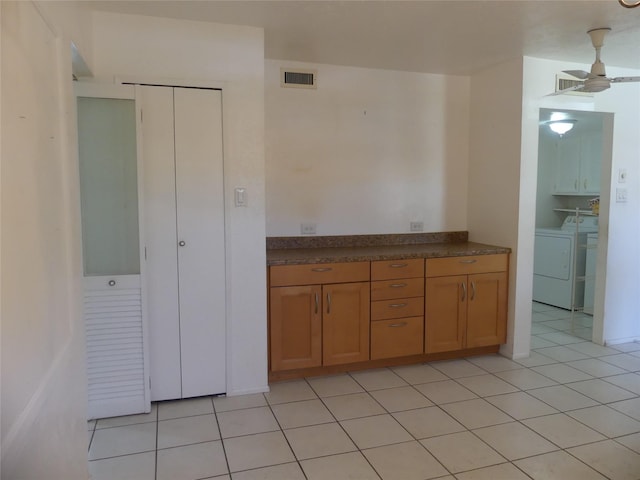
[
  {"left": 269, "top": 286, "right": 321, "bottom": 371},
  {"left": 269, "top": 262, "right": 370, "bottom": 372},
  {"left": 370, "top": 259, "right": 424, "bottom": 360},
  {"left": 322, "top": 282, "right": 370, "bottom": 366},
  {"left": 425, "top": 255, "right": 508, "bottom": 354}
]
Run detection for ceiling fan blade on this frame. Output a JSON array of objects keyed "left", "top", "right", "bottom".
[
  {"left": 611, "top": 76, "right": 640, "bottom": 84},
  {"left": 545, "top": 84, "right": 584, "bottom": 97},
  {"left": 563, "top": 70, "right": 593, "bottom": 80}
]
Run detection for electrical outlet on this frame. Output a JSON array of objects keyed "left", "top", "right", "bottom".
[
  {"left": 301, "top": 223, "right": 317, "bottom": 235},
  {"left": 410, "top": 221, "right": 424, "bottom": 232}
]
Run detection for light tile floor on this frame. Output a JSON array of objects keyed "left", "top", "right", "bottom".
[{"left": 88, "top": 302, "right": 640, "bottom": 480}]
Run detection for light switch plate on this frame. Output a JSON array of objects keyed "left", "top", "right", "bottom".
[
  {"left": 234, "top": 187, "right": 247, "bottom": 207},
  {"left": 616, "top": 187, "right": 628, "bottom": 203}
]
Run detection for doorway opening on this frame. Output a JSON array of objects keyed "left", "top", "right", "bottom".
[{"left": 532, "top": 108, "right": 612, "bottom": 352}]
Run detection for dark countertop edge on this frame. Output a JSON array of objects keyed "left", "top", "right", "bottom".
[{"left": 266, "top": 242, "right": 511, "bottom": 266}]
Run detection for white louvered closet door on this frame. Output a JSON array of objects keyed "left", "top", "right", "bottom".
[
  {"left": 141, "top": 85, "right": 226, "bottom": 401},
  {"left": 77, "top": 85, "right": 150, "bottom": 419}
]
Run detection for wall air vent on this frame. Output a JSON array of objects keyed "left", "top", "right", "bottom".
[
  {"left": 281, "top": 68, "right": 317, "bottom": 89},
  {"left": 555, "top": 74, "right": 594, "bottom": 97}
]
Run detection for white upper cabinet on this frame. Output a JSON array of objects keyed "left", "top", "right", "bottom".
[{"left": 552, "top": 132, "right": 602, "bottom": 196}]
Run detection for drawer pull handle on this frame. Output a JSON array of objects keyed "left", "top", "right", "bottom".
[
  {"left": 311, "top": 267, "right": 333, "bottom": 272},
  {"left": 389, "top": 283, "right": 407, "bottom": 288},
  {"left": 389, "top": 322, "right": 408, "bottom": 328},
  {"left": 108, "top": 280, "right": 116, "bottom": 287},
  {"left": 389, "top": 303, "right": 407, "bottom": 308},
  {"left": 458, "top": 259, "right": 477, "bottom": 264},
  {"left": 390, "top": 263, "right": 408, "bottom": 268}
]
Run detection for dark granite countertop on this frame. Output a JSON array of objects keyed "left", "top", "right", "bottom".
[{"left": 267, "top": 241, "right": 511, "bottom": 266}]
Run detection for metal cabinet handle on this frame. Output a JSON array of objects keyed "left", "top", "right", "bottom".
[
  {"left": 312, "top": 267, "right": 332, "bottom": 272},
  {"left": 108, "top": 280, "right": 116, "bottom": 287},
  {"left": 389, "top": 283, "right": 407, "bottom": 288},
  {"left": 584, "top": 179, "right": 588, "bottom": 190},
  {"left": 178, "top": 240, "right": 186, "bottom": 247},
  {"left": 470, "top": 281, "right": 476, "bottom": 301},
  {"left": 575, "top": 179, "right": 578, "bottom": 190},
  {"left": 390, "top": 263, "right": 408, "bottom": 268},
  {"left": 389, "top": 303, "right": 407, "bottom": 308},
  {"left": 314, "top": 292, "right": 319, "bottom": 314},
  {"left": 326, "top": 292, "right": 331, "bottom": 314},
  {"left": 389, "top": 322, "right": 408, "bottom": 328},
  {"left": 458, "top": 259, "right": 477, "bottom": 264},
  {"left": 461, "top": 282, "right": 467, "bottom": 302}
]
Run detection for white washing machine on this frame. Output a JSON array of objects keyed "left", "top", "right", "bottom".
[{"left": 533, "top": 215, "right": 599, "bottom": 310}]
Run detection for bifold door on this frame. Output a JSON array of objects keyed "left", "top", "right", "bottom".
[{"left": 140, "top": 85, "right": 226, "bottom": 400}]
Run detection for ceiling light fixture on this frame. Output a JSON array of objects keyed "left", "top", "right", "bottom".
[
  {"left": 547, "top": 119, "right": 577, "bottom": 136},
  {"left": 619, "top": 0, "right": 640, "bottom": 7}
]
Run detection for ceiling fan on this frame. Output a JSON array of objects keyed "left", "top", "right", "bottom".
[{"left": 551, "top": 27, "right": 640, "bottom": 96}]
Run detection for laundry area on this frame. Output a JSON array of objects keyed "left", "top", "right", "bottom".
[{"left": 533, "top": 108, "right": 606, "bottom": 321}]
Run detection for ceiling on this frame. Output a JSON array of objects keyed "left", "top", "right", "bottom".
[{"left": 87, "top": 0, "right": 640, "bottom": 75}]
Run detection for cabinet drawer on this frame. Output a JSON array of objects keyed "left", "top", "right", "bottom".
[
  {"left": 371, "top": 258, "right": 424, "bottom": 280},
  {"left": 270, "top": 262, "right": 370, "bottom": 287},
  {"left": 371, "top": 296, "right": 424, "bottom": 321},
  {"left": 426, "top": 254, "right": 508, "bottom": 278},
  {"left": 371, "top": 316, "right": 424, "bottom": 360},
  {"left": 371, "top": 278, "right": 424, "bottom": 301}
]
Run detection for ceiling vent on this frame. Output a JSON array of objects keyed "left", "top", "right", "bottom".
[
  {"left": 555, "top": 74, "right": 594, "bottom": 97},
  {"left": 281, "top": 68, "right": 317, "bottom": 89}
]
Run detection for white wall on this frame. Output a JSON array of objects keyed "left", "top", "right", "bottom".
[
  {"left": 265, "top": 60, "right": 470, "bottom": 236},
  {"left": 591, "top": 66, "right": 640, "bottom": 344},
  {"left": 468, "top": 58, "right": 527, "bottom": 358},
  {"left": 1, "top": 1, "right": 91, "bottom": 478},
  {"left": 91, "top": 12, "right": 268, "bottom": 395},
  {"left": 521, "top": 56, "right": 640, "bottom": 346}
]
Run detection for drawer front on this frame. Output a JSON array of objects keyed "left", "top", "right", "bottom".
[
  {"left": 371, "top": 296, "right": 424, "bottom": 321},
  {"left": 371, "top": 277, "right": 424, "bottom": 301},
  {"left": 371, "top": 258, "right": 424, "bottom": 281},
  {"left": 270, "top": 262, "right": 370, "bottom": 287},
  {"left": 370, "top": 316, "right": 424, "bottom": 360},
  {"left": 426, "top": 254, "right": 508, "bottom": 278}
]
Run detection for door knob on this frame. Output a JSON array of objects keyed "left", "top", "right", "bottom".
[{"left": 178, "top": 240, "right": 186, "bottom": 247}]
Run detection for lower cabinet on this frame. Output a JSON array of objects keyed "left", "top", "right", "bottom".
[
  {"left": 370, "top": 259, "right": 425, "bottom": 360},
  {"left": 268, "top": 254, "right": 508, "bottom": 377},
  {"left": 425, "top": 255, "right": 508, "bottom": 354},
  {"left": 269, "top": 285, "right": 322, "bottom": 371},
  {"left": 269, "top": 262, "right": 370, "bottom": 372},
  {"left": 322, "top": 282, "right": 370, "bottom": 366}
]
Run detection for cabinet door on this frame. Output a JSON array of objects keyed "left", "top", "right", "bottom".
[
  {"left": 580, "top": 134, "right": 602, "bottom": 195},
  {"left": 323, "top": 282, "right": 370, "bottom": 366},
  {"left": 466, "top": 272, "right": 508, "bottom": 348},
  {"left": 270, "top": 286, "right": 322, "bottom": 371},
  {"left": 425, "top": 276, "right": 466, "bottom": 353},
  {"left": 553, "top": 136, "right": 581, "bottom": 194}
]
